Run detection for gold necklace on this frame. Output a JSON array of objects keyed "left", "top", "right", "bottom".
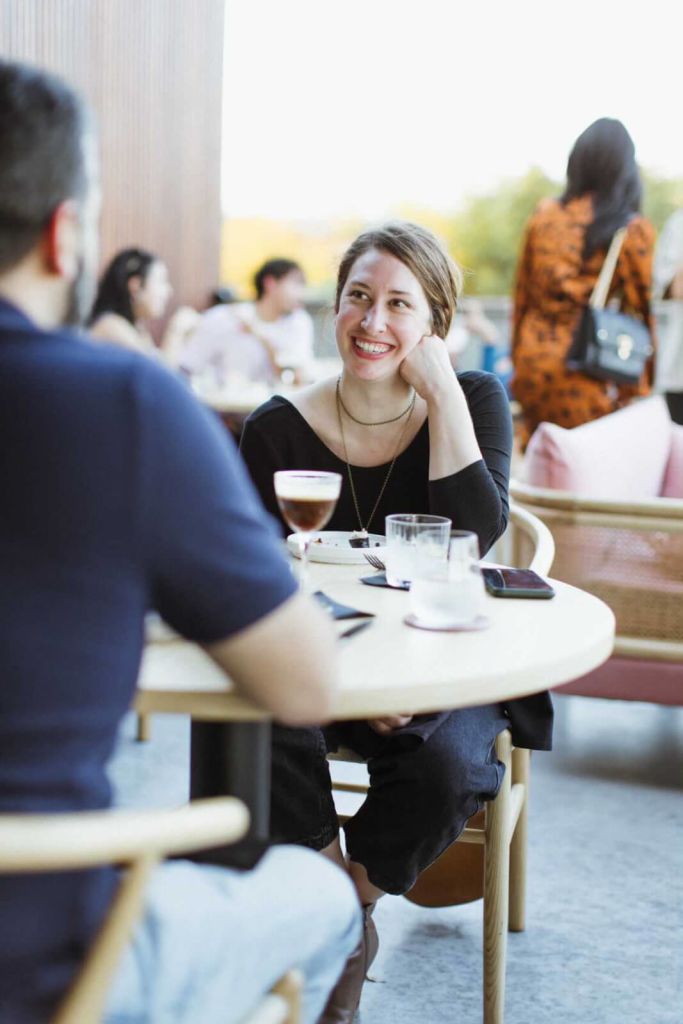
[
  {"left": 336, "top": 378, "right": 416, "bottom": 426},
  {"left": 335, "top": 379, "right": 416, "bottom": 536}
]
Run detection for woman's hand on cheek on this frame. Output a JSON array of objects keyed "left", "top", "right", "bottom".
[{"left": 399, "top": 334, "right": 455, "bottom": 401}]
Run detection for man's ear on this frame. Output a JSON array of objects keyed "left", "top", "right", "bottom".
[{"left": 43, "top": 200, "right": 81, "bottom": 280}]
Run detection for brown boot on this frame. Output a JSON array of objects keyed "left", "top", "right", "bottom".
[{"left": 319, "top": 903, "right": 378, "bottom": 1023}]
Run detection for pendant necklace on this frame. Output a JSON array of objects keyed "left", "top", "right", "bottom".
[{"left": 335, "top": 377, "right": 416, "bottom": 540}]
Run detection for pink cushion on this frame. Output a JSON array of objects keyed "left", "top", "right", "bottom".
[
  {"left": 524, "top": 397, "right": 672, "bottom": 499},
  {"left": 661, "top": 424, "right": 683, "bottom": 498}
]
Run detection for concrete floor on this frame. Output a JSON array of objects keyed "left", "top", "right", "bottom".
[{"left": 109, "top": 695, "right": 683, "bottom": 1024}]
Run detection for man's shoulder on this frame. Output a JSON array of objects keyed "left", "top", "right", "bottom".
[
  {"left": 5, "top": 318, "right": 145, "bottom": 376},
  {"left": 51, "top": 329, "right": 191, "bottom": 407},
  {"left": 1, "top": 318, "right": 197, "bottom": 432}
]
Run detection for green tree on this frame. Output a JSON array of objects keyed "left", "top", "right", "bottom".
[
  {"left": 448, "top": 168, "right": 683, "bottom": 296},
  {"left": 448, "top": 167, "right": 560, "bottom": 296}
]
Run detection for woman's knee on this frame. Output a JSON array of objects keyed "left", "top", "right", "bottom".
[{"left": 377, "top": 721, "right": 505, "bottom": 813}]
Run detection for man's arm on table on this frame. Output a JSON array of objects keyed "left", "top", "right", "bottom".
[
  {"left": 203, "top": 591, "right": 338, "bottom": 726},
  {"left": 141, "top": 362, "right": 338, "bottom": 727}
]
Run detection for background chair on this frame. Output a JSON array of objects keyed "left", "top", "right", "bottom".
[
  {"left": 329, "top": 504, "right": 555, "bottom": 1024},
  {"left": 0, "top": 799, "right": 301, "bottom": 1024},
  {"left": 512, "top": 396, "right": 683, "bottom": 705}
]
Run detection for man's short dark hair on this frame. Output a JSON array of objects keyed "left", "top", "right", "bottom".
[
  {"left": 253, "top": 258, "right": 303, "bottom": 300},
  {"left": 0, "top": 60, "right": 89, "bottom": 274}
]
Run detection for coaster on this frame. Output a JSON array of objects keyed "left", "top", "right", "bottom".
[{"left": 404, "top": 613, "right": 489, "bottom": 632}]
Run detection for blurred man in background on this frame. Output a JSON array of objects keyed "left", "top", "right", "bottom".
[{"left": 182, "top": 257, "right": 315, "bottom": 385}]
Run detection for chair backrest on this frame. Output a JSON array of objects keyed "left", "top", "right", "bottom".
[
  {"left": 492, "top": 503, "right": 555, "bottom": 577},
  {"left": 0, "top": 798, "right": 249, "bottom": 1024},
  {"left": 511, "top": 479, "right": 683, "bottom": 661}
]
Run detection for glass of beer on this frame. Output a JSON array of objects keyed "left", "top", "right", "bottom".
[{"left": 274, "top": 471, "right": 342, "bottom": 588}]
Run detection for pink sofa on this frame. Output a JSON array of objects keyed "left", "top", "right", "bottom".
[{"left": 511, "top": 397, "right": 683, "bottom": 705}]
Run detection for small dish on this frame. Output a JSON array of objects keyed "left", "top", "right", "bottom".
[
  {"left": 287, "top": 531, "right": 385, "bottom": 565},
  {"left": 403, "top": 613, "right": 489, "bottom": 632}
]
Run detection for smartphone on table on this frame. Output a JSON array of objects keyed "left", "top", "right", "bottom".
[{"left": 481, "top": 567, "right": 555, "bottom": 599}]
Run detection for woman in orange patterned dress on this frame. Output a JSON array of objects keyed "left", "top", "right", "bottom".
[{"left": 511, "top": 118, "right": 656, "bottom": 445}]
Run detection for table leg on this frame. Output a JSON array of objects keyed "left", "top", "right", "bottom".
[{"left": 190, "top": 720, "right": 271, "bottom": 843}]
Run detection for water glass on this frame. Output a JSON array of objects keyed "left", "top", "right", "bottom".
[
  {"left": 384, "top": 514, "right": 452, "bottom": 588},
  {"left": 409, "top": 530, "right": 486, "bottom": 628}
]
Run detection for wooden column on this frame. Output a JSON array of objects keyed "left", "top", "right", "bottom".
[{"left": 0, "top": 0, "right": 225, "bottom": 310}]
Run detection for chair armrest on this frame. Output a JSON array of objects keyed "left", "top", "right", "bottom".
[
  {"left": 508, "top": 504, "right": 556, "bottom": 576},
  {"left": 511, "top": 479, "right": 683, "bottom": 522},
  {"left": 0, "top": 797, "right": 249, "bottom": 872}
]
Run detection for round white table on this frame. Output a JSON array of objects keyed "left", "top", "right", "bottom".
[
  {"left": 136, "top": 561, "right": 614, "bottom": 836},
  {"left": 138, "top": 561, "right": 614, "bottom": 718}
]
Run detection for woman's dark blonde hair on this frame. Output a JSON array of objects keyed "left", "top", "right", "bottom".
[{"left": 335, "top": 221, "right": 463, "bottom": 339}]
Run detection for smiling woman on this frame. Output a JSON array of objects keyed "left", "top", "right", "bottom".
[{"left": 239, "top": 221, "right": 552, "bottom": 1023}]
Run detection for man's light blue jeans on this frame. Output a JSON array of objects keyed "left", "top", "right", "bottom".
[{"left": 104, "top": 846, "right": 361, "bottom": 1024}]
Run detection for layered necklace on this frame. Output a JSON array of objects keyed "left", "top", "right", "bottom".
[{"left": 335, "top": 377, "right": 416, "bottom": 538}]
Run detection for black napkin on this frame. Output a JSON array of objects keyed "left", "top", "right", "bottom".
[
  {"left": 314, "top": 590, "right": 374, "bottom": 620},
  {"left": 359, "top": 572, "right": 409, "bottom": 591}
]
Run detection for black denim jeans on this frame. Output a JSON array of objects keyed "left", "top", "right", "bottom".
[{"left": 270, "top": 704, "right": 509, "bottom": 895}]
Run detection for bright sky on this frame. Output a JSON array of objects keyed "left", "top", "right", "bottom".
[{"left": 222, "top": 0, "right": 681, "bottom": 220}]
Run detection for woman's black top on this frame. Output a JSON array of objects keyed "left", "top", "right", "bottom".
[
  {"left": 241, "top": 371, "right": 511, "bottom": 556},
  {"left": 240, "top": 370, "right": 553, "bottom": 750}
]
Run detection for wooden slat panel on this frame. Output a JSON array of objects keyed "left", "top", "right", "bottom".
[{"left": 1, "top": 0, "right": 224, "bottom": 310}]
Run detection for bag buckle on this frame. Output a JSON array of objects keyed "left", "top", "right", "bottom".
[{"left": 616, "top": 333, "right": 634, "bottom": 361}]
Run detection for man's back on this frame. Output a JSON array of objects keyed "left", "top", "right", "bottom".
[
  {"left": 0, "top": 59, "right": 354, "bottom": 1024},
  {"left": 0, "top": 296, "right": 297, "bottom": 1014}
]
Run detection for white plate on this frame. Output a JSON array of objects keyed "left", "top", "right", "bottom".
[{"left": 287, "top": 531, "right": 385, "bottom": 564}]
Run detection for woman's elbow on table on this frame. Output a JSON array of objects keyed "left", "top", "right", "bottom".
[{"left": 472, "top": 500, "right": 509, "bottom": 557}]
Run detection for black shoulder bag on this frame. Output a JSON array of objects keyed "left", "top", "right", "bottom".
[{"left": 565, "top": 227, "right": 653, "bottom": 386}]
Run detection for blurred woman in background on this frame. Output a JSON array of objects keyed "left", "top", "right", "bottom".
[
  {"left": 511, "top": 118, "right": 655, "bottom": 445},
  {"left": 89, "top": 248, "right": 198, "bottom": 362}
]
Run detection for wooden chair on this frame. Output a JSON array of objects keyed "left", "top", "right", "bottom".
[
  {"left": 0, "top": 799, "right": 302, "bottom": 1024},
  {"left": 329, "top": 504, "right": 555, "bottom": 1024}
]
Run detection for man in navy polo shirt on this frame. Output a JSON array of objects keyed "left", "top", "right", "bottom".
[{"left": 0, "top": 60, "right": 360, "bottom": 1024}]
